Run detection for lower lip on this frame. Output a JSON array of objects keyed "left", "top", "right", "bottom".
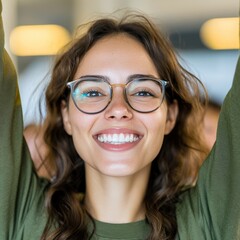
[{"left": 94, "top": 138, "right": 141, "bottom": 152}]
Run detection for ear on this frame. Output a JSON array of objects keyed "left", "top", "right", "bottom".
[
  {"left": 164, "top": 100, "right": 178, "bottom": 135},
  {"left": 61, "top": 100, "right": 72, "bottom": 135}
]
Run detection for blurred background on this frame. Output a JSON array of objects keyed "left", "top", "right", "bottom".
[{"left": 2, "top": 0, "right": 240, "bottom": 126}]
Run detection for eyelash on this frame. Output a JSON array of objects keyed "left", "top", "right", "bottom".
[
  {"left": 131, "top": 88, "right": 155, "bottom": 97},
  {"left": 83, "top": 90, "right": 102, "bottom": 97}
]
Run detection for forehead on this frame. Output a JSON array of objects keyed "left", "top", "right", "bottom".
[{"left": 74, "top": 34, "right": 159, "bottom": 80}]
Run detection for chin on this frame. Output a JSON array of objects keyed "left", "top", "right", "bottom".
[
  {"left": 99, "top": 165, "right": 137, "bottom": 177},
  {"left": 96, "top": 160, "right": 151, "bottom": 178}
]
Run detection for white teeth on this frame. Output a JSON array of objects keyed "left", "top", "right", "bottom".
[{"left": 97, "top": 133, "right": 139, "bottom": 144}]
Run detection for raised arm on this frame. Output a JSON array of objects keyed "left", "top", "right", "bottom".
[
  {"left": 177, "top": 56, "right": 240, "bottom": 239},
  {"left": 0, "top": 2, "right": 48, "bottom": 239}
]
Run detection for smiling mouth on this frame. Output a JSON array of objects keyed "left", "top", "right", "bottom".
[{"left": 97, "top": 133, "right": 141, "bottom": 145}]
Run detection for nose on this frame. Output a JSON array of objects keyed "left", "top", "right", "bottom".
[{"left": 104, "top": 88, "right": 133, "bottom": 120}]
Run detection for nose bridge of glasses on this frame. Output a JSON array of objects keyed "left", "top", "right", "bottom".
[
  {"left": 111, "top": 83, "right": 126, "bottom": 89},
  {"left": 110, "top": 83, "right": 127, "bottom": 98}
]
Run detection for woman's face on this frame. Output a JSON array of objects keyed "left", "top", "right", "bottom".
[{"left": 61, "top": 34, "right": 178, "bottom": 178}]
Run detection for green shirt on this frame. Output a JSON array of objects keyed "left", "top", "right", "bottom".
[
  {"left": 1, "top": 1, "right": 240, "bottom": 239},
  {"left": 91, "top": 220, "right": 150, "bottom": 240}
]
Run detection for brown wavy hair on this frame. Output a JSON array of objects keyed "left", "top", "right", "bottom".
[{"left": 41, "top": 13, "right": 208, "bottom": 240}]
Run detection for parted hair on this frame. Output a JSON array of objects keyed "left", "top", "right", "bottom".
[{"left": 41, "top": 13, "right": 207, "bottom": 240}]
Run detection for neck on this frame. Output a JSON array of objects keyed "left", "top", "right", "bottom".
[{"left": 84, "top": 165, "right": 151, "bottom": 223}]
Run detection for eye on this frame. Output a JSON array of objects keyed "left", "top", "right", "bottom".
[
  {"left": 127, "top": 79, "right": 162, "bottom": 99},
  {"left": 73, "top": 87, "right": 107, "bottom": 100},
  {"left": 82, "top": 89, "right": 104, "bottom": 98},
  {"left": 134, "top": 90, "right": 154, "bottom": 97},
  {"left": 130, "top": 87, "right": 157, "bottom": 98}
]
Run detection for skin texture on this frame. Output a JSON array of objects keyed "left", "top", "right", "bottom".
[
  {"left": 61, "top": 34, "right": 178, "bottom": 223},
  {"left": 203, "top": 105, "right": 220, "bottom": 149}
]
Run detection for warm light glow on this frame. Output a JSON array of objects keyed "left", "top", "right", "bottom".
[
  {"left": 10, "top": 25, "right": 71, "bottom": 56},
  {"left": 200, "top": 17, "right": 239, "bottom": 50}
]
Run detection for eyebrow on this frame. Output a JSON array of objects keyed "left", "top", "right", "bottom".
[
  {"left": 78, "top": 74, "right": 159, "bottom": 83},
  {"left": 128, "top": 74, "right": 159, "bottom": 82}
]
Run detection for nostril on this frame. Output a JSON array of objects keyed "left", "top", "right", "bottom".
[{"left": 107, "top": 114, "right": 130, "bottom": 119}]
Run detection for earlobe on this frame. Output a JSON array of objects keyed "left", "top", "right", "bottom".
[
  {"left": 164, "top": 100, "right": 179, "bottom": 135},
  {"left": 61, "top": 100, "right": 72, "bottom": 135}
]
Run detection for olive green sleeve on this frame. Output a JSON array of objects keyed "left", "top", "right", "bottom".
[
  {"left": 0, "top": 2, "right": 48, "bottom": 239},
  {"left": 176, "top": 55, "right": 240, "bottom": 240}
]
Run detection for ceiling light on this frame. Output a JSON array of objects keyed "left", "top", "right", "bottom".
[
  {"left": 200, "top": 17, "right": 239, "bottom": 50},
  {"left": 10, "top": 24, "right": 71, "bottom": 56}
]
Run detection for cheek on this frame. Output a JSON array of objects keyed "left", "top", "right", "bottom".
[
  {"left": 144, "top": 105, "right": 168, "bottom": 136},
  {"left": 140, "top": 109, "right": 168, "bottom": 157},
  {"left": 68, "top": 100, "right": 95, "bottom": 133},
  {"left": 149, "top": 122, "right": 166, "bottom": 154},
  {"left": 67, "top": 106, "right": 96, "bottom": 156}
]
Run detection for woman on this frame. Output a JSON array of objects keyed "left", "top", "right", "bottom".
[{"left": 1, "top": 1, "right": 240, "bottom": 239}]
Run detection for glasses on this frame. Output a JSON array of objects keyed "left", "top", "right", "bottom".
[{"left": 67, "top": 76, "right": 168, "bottom": 114}]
